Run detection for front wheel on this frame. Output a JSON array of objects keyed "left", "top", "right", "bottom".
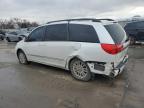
[
  {"left": 17, "top": 51, "right": 29, "bottom": 65},
  {"left": 70, "top": 59, "right": 92, "bottom": 81}
]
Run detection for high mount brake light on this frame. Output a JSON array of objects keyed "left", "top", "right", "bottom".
[{"left": 101, "top": 44, "right": 123, "bottom": 55}]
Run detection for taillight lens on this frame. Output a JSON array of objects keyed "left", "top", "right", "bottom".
[{"left": 101, "top": 44, "right": 123, "bottom": 55}]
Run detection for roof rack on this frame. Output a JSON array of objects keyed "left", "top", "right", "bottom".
[
  {"left": 97, "top": 19, "right": 115, "bottom": 21},
  {"left": 47, "top": 18, "right": 115, "bottom": 24}
]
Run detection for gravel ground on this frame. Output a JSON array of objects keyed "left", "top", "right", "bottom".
[{"left": 0, "top": 41, "right": 144, "bottom": 108}]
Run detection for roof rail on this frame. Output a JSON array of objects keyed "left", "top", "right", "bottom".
[
  {"left": 47, "top": 18, "right": 115, "bottom": 24},
  {"left": 97, "top": 19, "right": 115, "bottom": 21},
  {"left": 47, "top": 18, "right": 100, "bottom": 24}
]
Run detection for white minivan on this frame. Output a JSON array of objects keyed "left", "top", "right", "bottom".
[{"left": 15, "top": 18, "right": 129, "bottom": 81}]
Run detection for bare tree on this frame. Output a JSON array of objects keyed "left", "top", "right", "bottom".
[{"left": 0, "top": 18, "right": 39, "bottom": 29}]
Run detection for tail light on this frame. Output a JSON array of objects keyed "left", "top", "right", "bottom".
[{"left": 101, "top": 44, "right": 123, "bottom": 55}]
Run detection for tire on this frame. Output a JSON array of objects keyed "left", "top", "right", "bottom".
[
  {"left": 70, "top": 59, "right": 92, "bottom": 81},
  {"left": 6, "top": 37, "right": 11, "bottom": 42},
  {"left": 17, "top": 50, "right": 29, "bottom": 65}
]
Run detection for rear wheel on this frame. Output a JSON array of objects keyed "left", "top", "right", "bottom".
[
  {"left": 17, "top": 50, "right": 29, "bottom": 65},
  {"left": 70, "top": 59, "right": 92, "bottom": 81}
]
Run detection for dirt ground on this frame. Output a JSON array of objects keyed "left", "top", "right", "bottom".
[{"left": 0, "top": 41, "right": 144, "bottom": 108}]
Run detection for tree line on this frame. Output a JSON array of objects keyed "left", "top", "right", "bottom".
[{"left": 0, "top": 18, "right": 39, "bottom": 29}]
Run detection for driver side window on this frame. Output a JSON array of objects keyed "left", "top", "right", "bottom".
[{"left": 27, "top": 26, "right": 45, "bottom": 42}]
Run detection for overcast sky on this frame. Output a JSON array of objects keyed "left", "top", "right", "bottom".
[{"left": 0, "top": 0, "right": 144, "bottom": 23}]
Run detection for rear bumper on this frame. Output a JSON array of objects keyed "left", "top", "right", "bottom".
[
  {"left": 110, "top": 54, "right": 128, "bottom": 77},
  {"left": 87, "top": 54, "right": 128, "bottom": 77}
]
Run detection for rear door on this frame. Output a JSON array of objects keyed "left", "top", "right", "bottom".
[
  {"left": 38, "top": 22, "right": 78, "bottom": 68},
  {"left": 104, "top": 24, "right": 129, "bottom": 66}
]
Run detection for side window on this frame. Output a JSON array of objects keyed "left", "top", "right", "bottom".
[
  {"left": 28, "top": 26, "right": 45, "bottom": 42},
  {"left": 69, "top": 24, "right": 99, "bottom": 43},
  {"left": 45, "top": 24, "right": 67, "bottom": 41},
  {"left": 10, "top": 32, "right": 17, "bottom": 35}
]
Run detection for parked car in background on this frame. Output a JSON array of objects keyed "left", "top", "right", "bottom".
[
  {"left": 27, "top": 27, "right": 36, "bottom": 33},
  {"left": 15, "top": 18, "right": 129, "bottom": 81},
  {"left": 0, "top": 34, "right": 5, "bottom": 40},
  {"left": 124, "top": 21, "right": 144, "bottom": 44},
  {"left": 0, "top": 30, "right": 5, "bottom": 40},
  {"left": 6, "top": 31, "right": 28, "bottom": 42}
]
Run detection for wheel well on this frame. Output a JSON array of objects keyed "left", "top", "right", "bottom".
[
  {"left": 68, "top": 57, "right": 82, "bottom": 70},
  {"left": 16, "top": 49, "right": 24, "bottom": 57}
]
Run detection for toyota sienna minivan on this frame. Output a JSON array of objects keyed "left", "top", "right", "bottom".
[{"left": 15, "top": 18, "right": 129, "bottom": 81}]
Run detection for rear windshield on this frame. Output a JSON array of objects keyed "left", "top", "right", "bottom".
[{"left": 104, "top": 24, "right": 126, "bottom": 44}]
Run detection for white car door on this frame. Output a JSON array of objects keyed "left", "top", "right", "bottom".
[
  {"left": 23, "top": 26, "right": 46, "bottom": 62},
  {"left": 37, "top": 22, "right": 81, "bottom": 68}
]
